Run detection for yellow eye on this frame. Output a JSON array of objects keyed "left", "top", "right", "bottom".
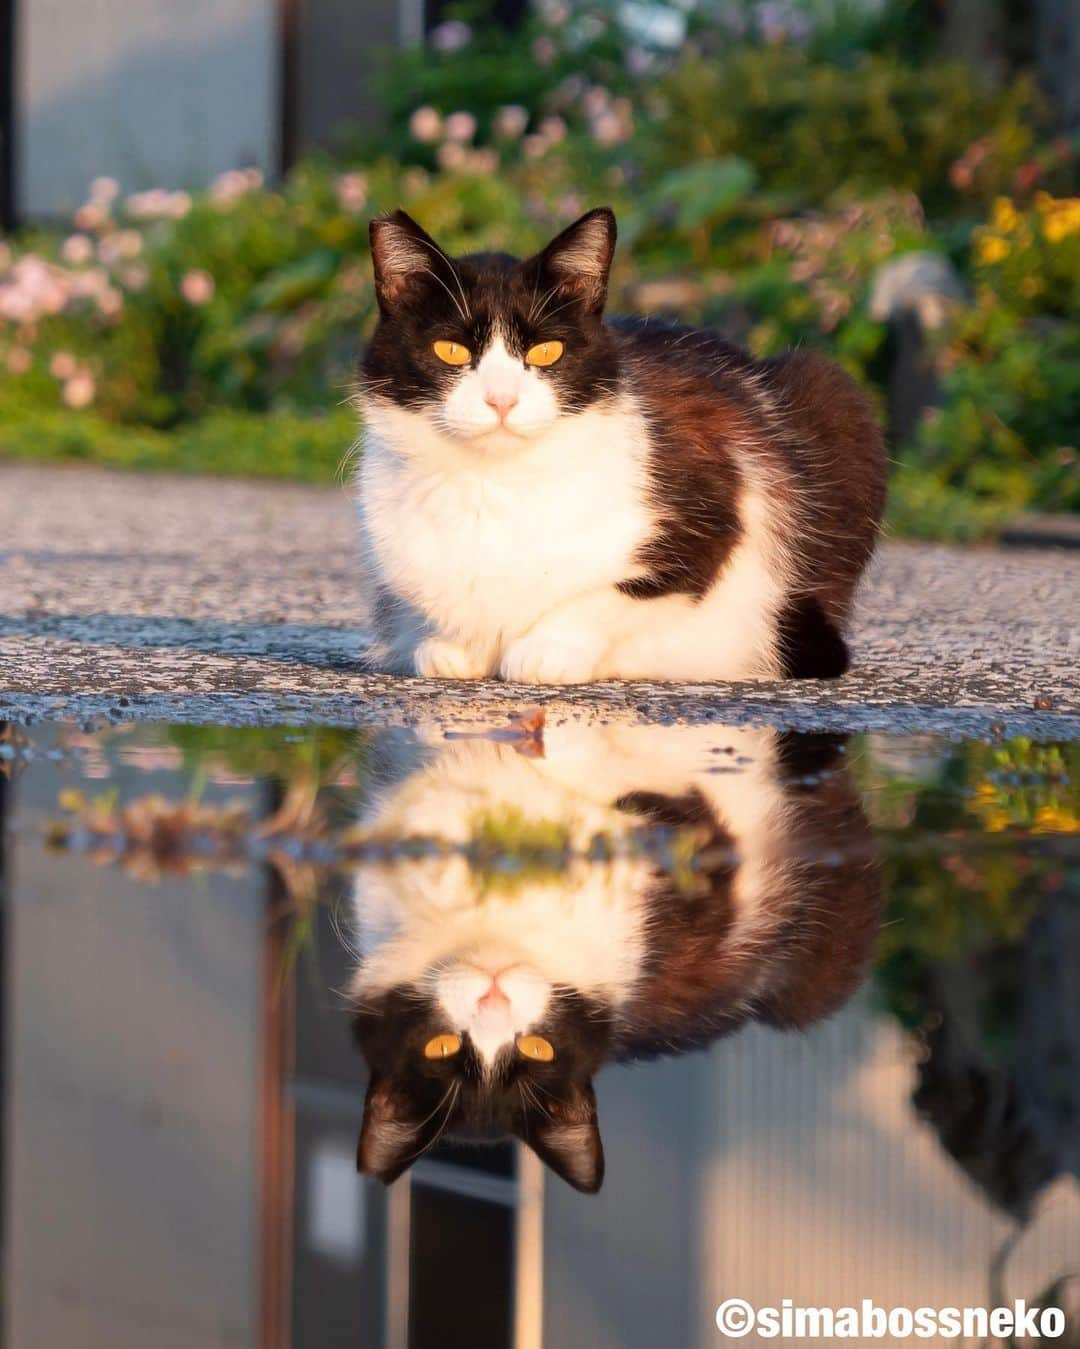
[
  {"left": 517, "top": 1035, "right": 555, "bottom": 1062},
  {"left": 525, "top": 341, "right": 564, "bottom": 368},
  {"left": 423, "top": 1033, "right": 463, "bottom": 1059},
  {"left": 433, "top": 340, "right": 471, "bottom": 366}
]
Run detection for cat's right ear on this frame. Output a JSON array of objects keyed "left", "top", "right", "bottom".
[
  {"left": 522, "top": 1086, "right": 605, "bottom": 1193},
  {"left": 369, "top": 210, "right": 445, "bottom": 314},
  {"left": 524, "top": 207, "right": 617, "bottom": 316},
  {"left": 357, "top": 1077, "right": 439, "bottom": 1184}
]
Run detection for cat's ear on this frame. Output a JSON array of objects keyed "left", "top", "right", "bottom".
[
  {"left": 520, "top": 1086, "right": 605, "bottom": 1193},
  {"left": 356, "top": 1077, "right": 440, "bottom": 1184},
  {"left": 525, "top": 207, "right": 616, "bottom": 316},
  {"left": 369, "top": 210, "right": 448, "bottom": 314}
]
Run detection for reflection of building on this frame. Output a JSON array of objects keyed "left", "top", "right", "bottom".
[{"left": 1, "top": 743, "right": 1077, "bottom": 1348}]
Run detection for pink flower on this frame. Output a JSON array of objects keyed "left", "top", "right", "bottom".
[
  {"left": 120, "top": 263, "right": 149, "bottom": 292},
  {"left": 538, "top": 116, "right": 567, "bottom": 145},
  {"left": 50, "top": 351, "right": 79, "bottom": 379},
  {"left": 494, "top": 105, "right": 529, "bottom": 140},
  {"left": 430, "top": 19, "right": 471, "bottom": 51},
  {"left": 6, "top": 348, "right": 32, "bottom": 374},
  {"left": 444, "top": 111, "right": 477, "bottom": 144},
  {"left": 335, "top": 172, "right": 368, "bottom": 213},
  {"left": 409, "top": 106, "right": 443, "bottom": 144},
  {"left": 522, "top": 135, "right": 548, "bottom": 160},
  {"left": 89, "top": 176, "right": 120, "bottom": 204},
  {"left": 180, "top": 269, "right": 215, "bottom": 305},
  {"left": 63, "top": 372, "right": 96, "bottom": 408},
  {"left": 210, "top": 166, "right": 264, "bottom": 204},
  {"left": 531, "top": 35, "right": 557, "bottom": 64},
  {"left": 466, "top": 148, "right": 499, "bottom": 175},
  {"left": 125, "top": 189, "right": 191, "bottom": 220},
  {"left": 73, "top": 203, "right": 108, "bottom": 231},
  {"left": 61, "top": 234, "right": 95, "bottom": 265},
  {"left": 96, "top": 287, "right": 124, "bottom": 319},
  {"left": 436, "top": 142, "right": 468, "bottom": 172}
]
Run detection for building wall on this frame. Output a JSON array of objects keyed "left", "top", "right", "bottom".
[{"left": 16, "top": 0, "right": 278, "bottom": 216}]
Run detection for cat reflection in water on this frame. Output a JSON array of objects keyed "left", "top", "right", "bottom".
[{"left": 351, "top": 723, "right": 881, "bottom": 1193}]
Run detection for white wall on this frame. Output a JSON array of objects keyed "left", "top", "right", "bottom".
[{"left": 16, "top": 0, "right": 277, "bottom": 217}]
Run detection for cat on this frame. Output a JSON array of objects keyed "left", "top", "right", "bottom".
[
  {"left": 349, "top": 723, "right": 882, "bottom": 1193},
  {"left": 356, "top": 206, "right": 887, "bottom": 684}
]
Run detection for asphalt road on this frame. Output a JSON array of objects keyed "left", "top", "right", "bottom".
[{"left": 1, "top": 463, "right": 1077, "bottom": 738}]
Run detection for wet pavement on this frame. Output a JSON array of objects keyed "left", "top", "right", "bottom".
[
  {"left": 1, "top": 716, "right": 1078, "bottom": 1347},
  {"left": 2, "top": 463, "right": 1079, "bottom": 739}
]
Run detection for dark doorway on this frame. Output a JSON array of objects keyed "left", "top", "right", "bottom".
[{"left": 0, "top": 0, "right": 15, "bottom": 228}]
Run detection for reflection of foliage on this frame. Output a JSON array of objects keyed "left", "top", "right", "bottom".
[{"left": 859, "top": 736, "right": 1080, "bottom": 1027}]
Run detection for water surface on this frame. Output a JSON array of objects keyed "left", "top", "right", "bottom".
[{"left": 2, "top": 716, "right": 1077, "bottom": 1347}]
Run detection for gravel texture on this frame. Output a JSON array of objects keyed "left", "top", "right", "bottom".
[{"left": 1, "top": 463, "right": 1077, "bottom": 738}]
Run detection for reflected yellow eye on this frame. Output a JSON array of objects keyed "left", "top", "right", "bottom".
[
  {"left": 517, "top": 1035, "right": 555, "bottom": 1062},
  {"left": 424, "top": 1033, "right": 463, "bottom": 1059},
  {"left": 433, "top": 340, "right": 471, "bottom": 366},
  {"left": 525, "top": 341, "right": 564, "bottom": 368}
]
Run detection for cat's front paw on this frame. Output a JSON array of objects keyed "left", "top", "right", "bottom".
[
  {"left": 500, "top": 633, "right": 601, "bottom": 685},
  {"left": 413, "top": 637, "right": 488, "bottom": 680}
]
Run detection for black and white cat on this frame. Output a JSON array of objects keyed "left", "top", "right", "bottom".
[
  {"left": 350, "top": 724, "right": 881, "bottom": 1193},
  {"left": 356, "top": 207, "right": 886, "bottom": 683}
]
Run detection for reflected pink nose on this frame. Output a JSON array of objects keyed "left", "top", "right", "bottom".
[
  {"left": 484, "top": 391, "right": 518, "bottom": 418},
  {"left": 478, "top": 980, "right": 510, "bottom": 1011}
]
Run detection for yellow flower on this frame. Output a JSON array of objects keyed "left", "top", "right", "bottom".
[
  {"left": 1043, "top": 206, "right": 1080, "bottom": 244},
  {"left": 991, "top": 197, "right": 1018, "bottom": 232},
  {"left": 977, "top": 234, "right": 1009, "bottom": 265}
]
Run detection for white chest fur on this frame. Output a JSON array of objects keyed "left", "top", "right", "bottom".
[{"left": 358, "top": 398, "right": 652, "bottom": 651}]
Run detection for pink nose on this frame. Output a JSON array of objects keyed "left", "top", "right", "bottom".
[
  {"left": 478, "top": 981, "right": 510, "bottom": 1011},
  {"left": 484, "top": 391, "right": 518, "bottom": 418}
]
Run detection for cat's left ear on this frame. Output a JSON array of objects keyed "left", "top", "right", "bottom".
[
  {"left": 356, "top": 1077, "right": 441, "bottom": 1184},
  {"left": 524, "top": 207, "right": 616, "bottom": 316},
  {"left": 520, "top": 1085, "right": 605, "bottom": 1193}
]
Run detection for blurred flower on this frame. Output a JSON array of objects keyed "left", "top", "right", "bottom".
[
  {"left": 444, "top": 111, "right": 477, "bottom": 144},
  {"left": 0, "top": 256, "right": 69, "bottom": 322},
  {"left": 583, "top": 86, "right": 610, "bottom": 118},
  {"left": 409, "top": 106, "right": 443, "bottom": 144},
  {"left": 540, "top": 0, "right": 569, "bottom": 24},
  {"left": 125, "top": 189, "right": 191, "bottom": 220},
  {"left": 466, "top": 148, "right": 499, "bottom": 175},
  {"left": 558, "top": 192, "right": 583, "bottom": 219},
  {"left": 73, "top": 202, "right": 108, "bottom": 231},
  {"left": 430, "top": 19, "right": 471, "bottom": 51},
  {"left": 61, "top": 234, "right": 95, "bottom": 265},
  {"left": 591, "top": 109, "right": 628, "bottom": 146},
  {"left": 210, "top": 166, "right": 264, "bottom": 204},
  {"left": 1042, "top": 198, "right": 1080, "bottom": 243},
  {"left": 6, "top": 347, "right": 32, "bottom": 374},
  {"left": 976, "top": 235, "right": 1009, "bottom": 265},
  {"left": 625, "top": 46, "right": 654, "bottom": 76},
  {"left": 522, "top": 134, "right": 549, "bottom": 160},
  {"left": 532, "top": 35, "right": 557, "bottom": 64},
  {"left": 98, "top": 230, "right": 143, "bottom": 265},
  {"left": 50, "top": 351, "right": 79, "bottom": 380},
  {"left": 991, "top": 196, "right": 1018, "bottom": 233},
  {"left": 180, "top": 269, "right": 215, "bottom": 305},
  {"left": 97, "top": 287, "right": 124, "bottom": 319},
  {"left": 436, "top": 142, "right": 468, "bottom": 172},
  {"left": 1013, "top": 159, "right": 1043, "bottom": 195},
  {"left": 401, "top": 169, "right": 429, "bottom": 198},
  {"left": 335, "top": 172, "right": 368, "bottom": 213},
  {"left": 494, "top": 104, "right": 529, "bottom": 140},
  {"left": 538, "top": 116, "right": 567, "bottom": 145},
  {"left": 120, "top": 263, "right": 150, "bottom": 292},
  {"left": 89, "top": 176, "right": 120, "bottom": 204},
  {"left": 63, "top": 372, "right": 96, "bottom": 408}
]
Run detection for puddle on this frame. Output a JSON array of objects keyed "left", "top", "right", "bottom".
[{"left": 2, "top": 716, "right": 1078, "bottom": 1346}]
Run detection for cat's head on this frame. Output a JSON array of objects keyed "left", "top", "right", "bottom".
[
  {"left": 354, "top": 957, "right": 611, "bottom": 1193},
  {"left": 360, "top": 207, "right": 619, "bottom": 453}
]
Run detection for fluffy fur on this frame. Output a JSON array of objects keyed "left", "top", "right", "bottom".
[
  {"left": 356, "top": 206, "right": 887, "bottom": 683},
  {"left": 350, "top": 723, "right": 882, "bottom": 1192}
]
